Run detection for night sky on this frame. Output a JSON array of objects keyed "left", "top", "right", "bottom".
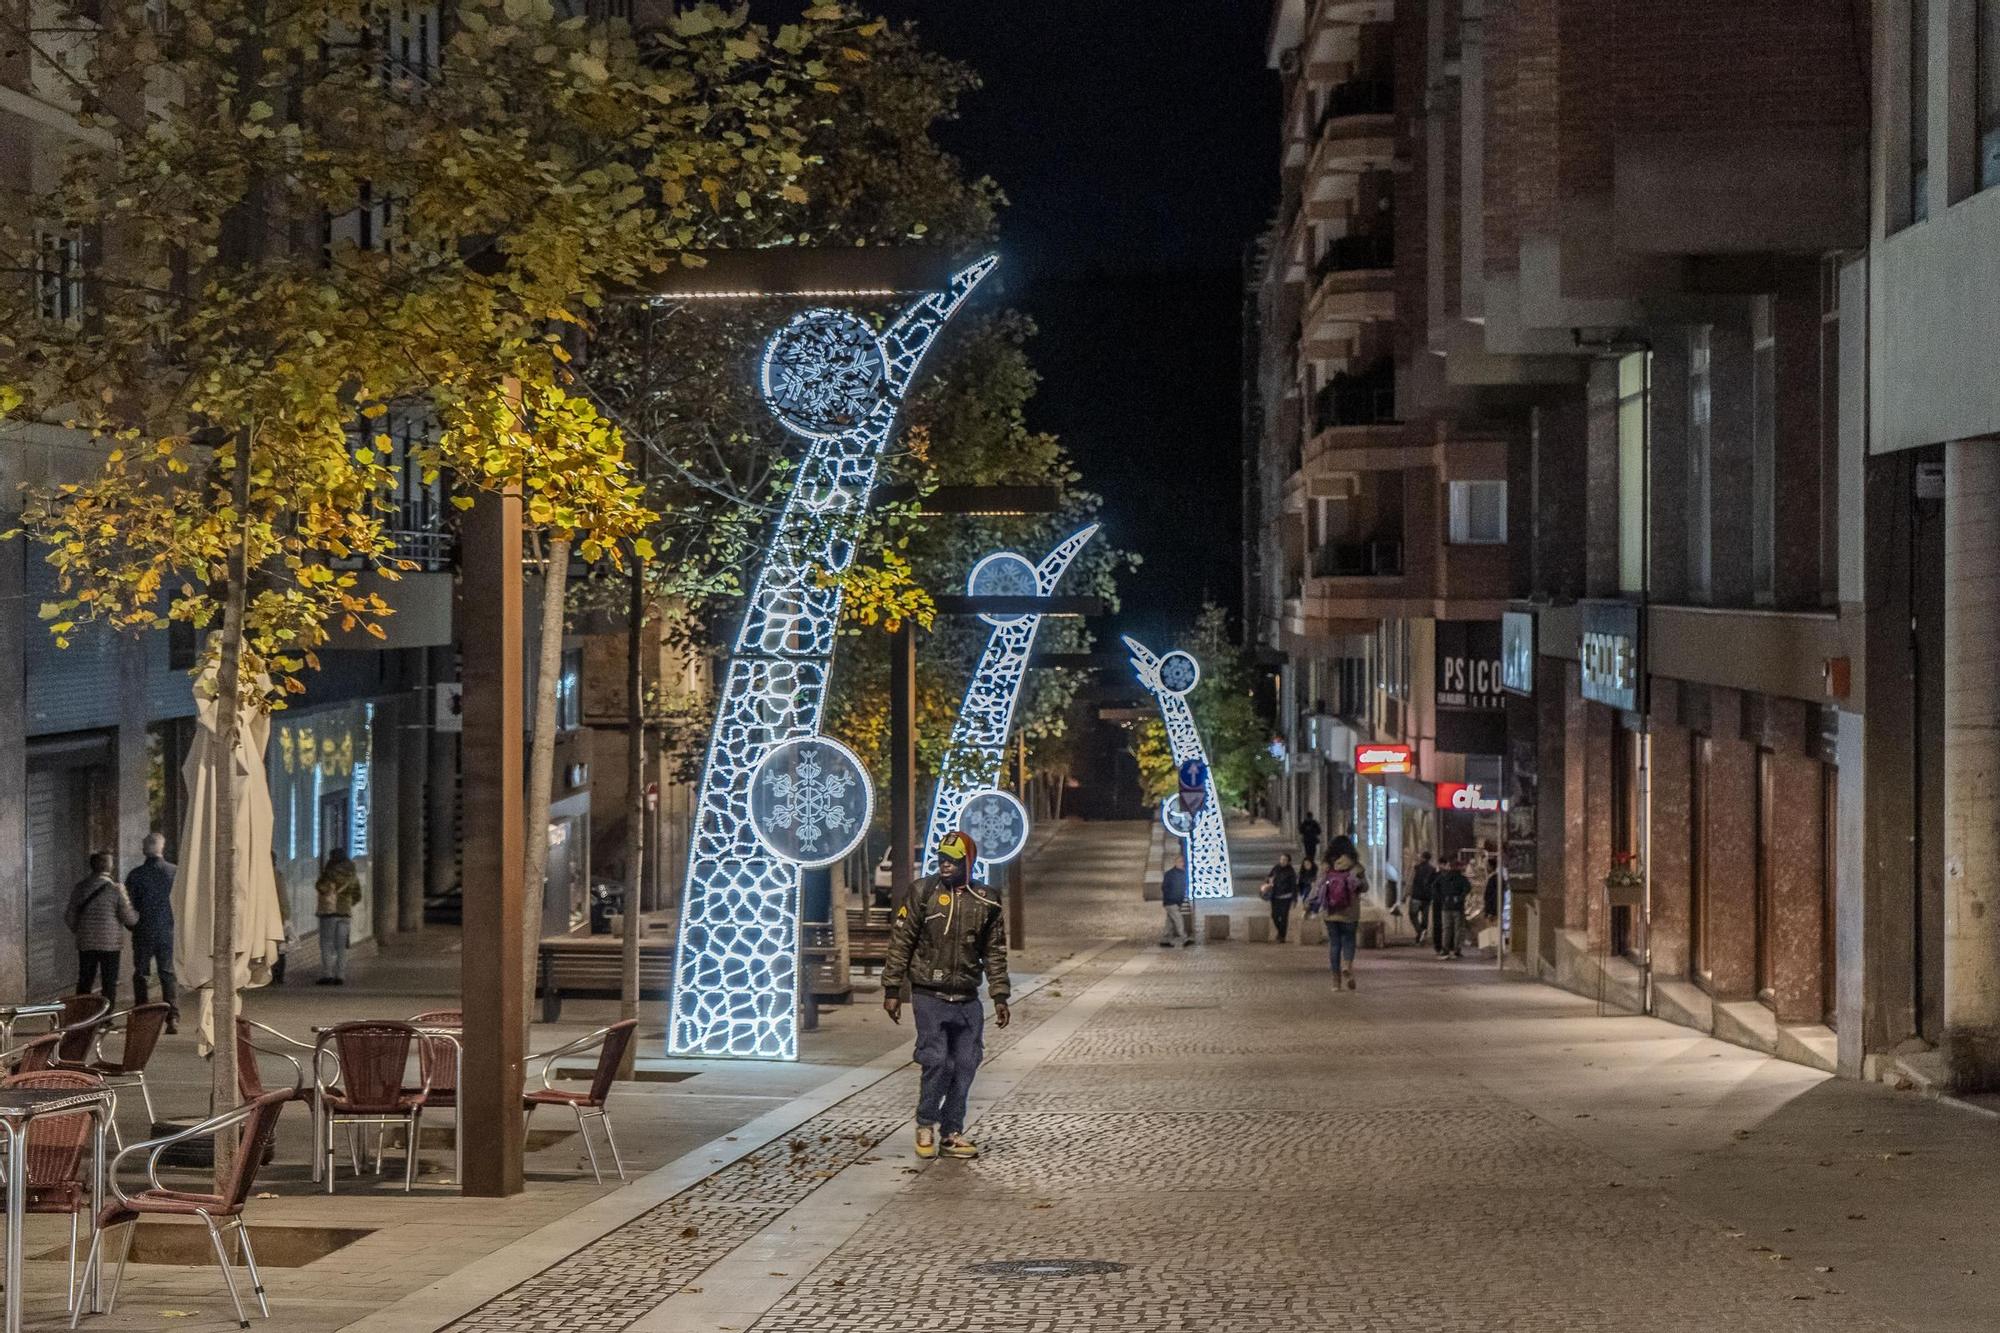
[{"left": 871, "top": 3, "right": 1280, "bottom": 644}]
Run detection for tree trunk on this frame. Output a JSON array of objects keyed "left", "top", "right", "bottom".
[
  {"left": 209, "top": 429, "right": 251, "bottom": 1189},
  {"left": 618, "top": 548, "right": 646, "bottom": 1077},
  {"left": 520, "top": 536, "right": 570, "bottom": 1027}
]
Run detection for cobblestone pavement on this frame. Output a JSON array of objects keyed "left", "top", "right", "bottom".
[{"left": 341, "top": 820, "right": 2000, "bottom": 1331}]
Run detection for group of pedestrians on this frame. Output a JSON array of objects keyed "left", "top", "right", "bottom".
[
  {"left": 1403, "top": 850, "right": 1473, "bottom": 959},
  {"left": 61, "top": 836, "right": 366, "bottom": 1022},
  {"left": 1255, "top": 817, "right": 1370, "bottom": 988}
]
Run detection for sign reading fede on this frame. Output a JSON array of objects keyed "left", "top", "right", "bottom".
[{"left": 1579, "top": 600, "right": 1643, "bottom": 713}]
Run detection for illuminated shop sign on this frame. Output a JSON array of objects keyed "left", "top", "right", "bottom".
[
  {"left": 1501, "top": 611, "right": 1535, "bottom": 696},
  {"left": 1355, "top": 744, "right": 1414, "bottom": 775},
  {"left": 1435, "top": 782, "right": 1507, "bottom": 813},
  {"left": 1579, "top": 601, "right": 1643, "bottom": 713}
]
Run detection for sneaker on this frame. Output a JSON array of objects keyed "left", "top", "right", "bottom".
[
  {"left": 1181, "top": 940, "right": 1194, "bottom": 948},
  {"left": 941, "top": 1134, "right": 979, "bottom": 1159},
  {"left": 315, "top": 977, "right": 335, "bottom": 986},
  {"left": 915, "top": 1126, "right": 938, "bottom": 1160},
  {"left": 1158, "top": 941, "right": 1174, "bottom": 949},
  {"left": 1345, "top": 976, "right": 1357, "bottom": 991}
]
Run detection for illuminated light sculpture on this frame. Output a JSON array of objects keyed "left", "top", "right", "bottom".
[
  {"left": 669, "top": 256, "right": 999, "bottom": 1060},
  {"left": 921, "top": 526, "right": 1100, "bottom": 881},
  {"left": 1125, "top": 637, "right": 1234, "bottom": 900}
]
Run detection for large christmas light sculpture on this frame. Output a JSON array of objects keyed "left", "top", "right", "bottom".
[
  {"left": 921, "top": 526, "right": 1099, "bottom": 882},
  {"left": 668, "top": 256, "right": 998, "bottom": 1059},
  {"left": 1126, "top": 637, "right": 1233, "bottom": 900}
]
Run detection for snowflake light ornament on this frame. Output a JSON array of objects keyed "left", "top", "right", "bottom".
[{"left": 749, "top": 737, "right": 872, "bottom": 869}]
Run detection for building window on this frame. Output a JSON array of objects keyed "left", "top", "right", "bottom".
[
  {"left": 36, "top": 230, "right": 83, "bottom": 327},
  {"left": 557, "top": 647, "right": 583, "bottom": 732},
  {"left": 1617, "top": 352, "right": 1650, "bottom": 596},
  {"left": 1752, "top": 299, "right": 1776, "bottom": 603},
  {"left": 1688, "top": 328, "right": 1712, "bottom": 599},
  {"left": 1981, "top": 0, "right": 2000, "bottom": 189},
  {"left": 1912, "top": 0, "right": 1931, "bottom": 222},
  {"left": 1448, "top": 480, "right": 1507, "bottom": 545}
]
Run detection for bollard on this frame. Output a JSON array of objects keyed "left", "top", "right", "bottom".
[
  {"left": 1204, "top": 914, "right": 1231, "bottom": 942},
  {"left": 1246, "top": 915, "right": 1272, "bottom": 943},
  {"left": 1300, "top": 915, "right": 1327, "bottom": 946}
]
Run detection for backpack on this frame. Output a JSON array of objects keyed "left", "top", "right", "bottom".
[{"left": 1316, "top": 867, "right": 1359, "bottom": 915}]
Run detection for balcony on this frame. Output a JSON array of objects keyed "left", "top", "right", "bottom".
[
  {"left": 1317, "top": 79, "right": 1393, "bottom": 136},
  {"left": 1313, "top": 232, "right": 1393, "bottom": 282},
  {"left": 1313, "top": 365, "right": 1396, "bottom": 433},
  {"left": 1311, "top": 538, "right": 1403, "bottom": 579}
]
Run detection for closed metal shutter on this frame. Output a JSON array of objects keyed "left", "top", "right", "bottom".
[{"left": 26, "top": 769, "right": 77, "bottom": 999}]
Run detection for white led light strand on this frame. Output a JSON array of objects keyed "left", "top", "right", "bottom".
[
  {"left": 1125, "top": 636, "right": 1234, "bottom": 900},
  {"left": 668, "top": 256, "right": 999, "bottom": 1060},
  {"left": 921, "top": 526, "right": 1099, "bottom": 882}
]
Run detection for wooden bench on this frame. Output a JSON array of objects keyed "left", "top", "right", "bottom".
[
  {"left": 536, "top": 935, "right": 675, "bottom": 1022},
  {"left": 845, "top": 908, "right": 897, "bottom": 971}
]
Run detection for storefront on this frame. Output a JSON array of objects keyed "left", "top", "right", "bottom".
[{"left": 270, "top": 702, "right": 377, "bottom": 953}]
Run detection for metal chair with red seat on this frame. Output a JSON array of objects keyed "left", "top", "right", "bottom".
[
  {"left": 314, "top": 1022, "right": 429, "bottom": 1193},
  {"left": 236, "top": 1018, "right": 351, "bottom": 1183},
  {"left": 405, "top": 1009, "right": 462, "bottom": 1183},
  {"left": 0, "top": 1069, "right": 107, "bottom": 1314},
  {"left": 71, "top": 1002, "right": 173, "bottom": 1140},
  {"left": 68, "top": 1088, "right": 290, "bottom": 1331},
  {"left": 522, "top": 1019, "right": 637, "bottom": 1184}
]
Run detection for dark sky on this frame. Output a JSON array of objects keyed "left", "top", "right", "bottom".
[{"left": 871, "top": 3, "right": 1279, "bottom": 645}]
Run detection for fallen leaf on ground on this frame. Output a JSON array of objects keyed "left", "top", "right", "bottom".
[
  {"left": 679, "top": 1225, "right": 700, "bottom": 1239},
  {"left": 1816, "top": 1266, "right": 1834, "bottom": 1273}
]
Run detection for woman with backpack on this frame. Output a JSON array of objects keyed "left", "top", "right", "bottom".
[{"left": 1309, "top": 833, "right": 1368, "bottom": 989}]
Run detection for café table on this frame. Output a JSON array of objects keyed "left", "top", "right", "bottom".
[
  {"left": 0, "top": 1085, "right": 110, "bottom": 1332},
  {"left": 310, "top": 1025, "right": 461, "bottom": 1187},
  {"left": 0, "top": 1004, "right": 65, "bottom": 1050}
]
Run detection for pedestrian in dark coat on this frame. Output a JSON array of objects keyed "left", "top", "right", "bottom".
[
  {"left": 124, "top": 832, "right": 179, "bottom": 1028},
  {"left": 67, "top": 851, "right": 137, "bottom": 1007}
]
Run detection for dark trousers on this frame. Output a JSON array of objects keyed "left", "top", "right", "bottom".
[
  {"left": 76, "top": 950, "right": 119, "bottom": 1007},
  {"left": 1409, "top": 899, "right": 1430, "bottom": 941},
  {"left": 131, "top": 932, "right": 176, "bottom": 1009},
  {"left": 1436, "top": 908, "right": 1463, "bottom": 955},
  {"left": 1270, "top": 897, "right": 1295, "bottom": 942},
  {"left": 913, "top": 991, "right": 985, "bottom": 1136}
]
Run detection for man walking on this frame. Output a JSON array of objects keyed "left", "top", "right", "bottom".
[
  {"left": 66, "top": 852, "right": 136, "bottom": 1008},
  {"left": 1263, "top": 852, "right": 1299, "bottom": 943},
  {"left": 1434, "top": 853, "right": 1472, "bottom": 959},
  {"left": 882, "top": 831, "right": 1011, "bottom": 1161},
  {"left": 1298, "top": 811, "right": 1322, "bottom": 865},
  {"left": 124, "top": 833, "right": 179, "bottom": 1030},
  {"left": 1407, "top": 851, "right": 1438, "bottom": 946},
  {"left": 1159, "top": 847, "right": 1193, "bottom": 948}
]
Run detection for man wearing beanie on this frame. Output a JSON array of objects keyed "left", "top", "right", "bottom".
[{"left": 881, "top": 829, "right": 1012, "bottom": 1160}]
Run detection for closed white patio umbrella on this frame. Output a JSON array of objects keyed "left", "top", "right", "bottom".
[{"left": 174, "top": 659, "right": 286, "bottom": 1057}]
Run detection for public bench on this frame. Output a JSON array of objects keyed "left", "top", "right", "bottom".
[
  {"left": 535, "top": 935, "right": 674, "bottom": 1022},
  {"left": 845, "top": 908, "right": 897, "bottom": 971}
]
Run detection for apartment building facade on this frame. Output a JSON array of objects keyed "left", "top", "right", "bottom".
[{"left": 1257, "top": 0, "right": 2000, "bottom": 1090}]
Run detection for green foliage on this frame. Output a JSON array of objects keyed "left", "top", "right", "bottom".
[
  {"left": 1135, "top": 603, "right": 1278, "bottom": 812},
  {"left": 1, "top": 0, "right": 878, "bottom": 703}
]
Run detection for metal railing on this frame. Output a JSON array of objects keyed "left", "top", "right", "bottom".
[{"left": 1313, "top": 365, "right": 1397, "bottom": 432}]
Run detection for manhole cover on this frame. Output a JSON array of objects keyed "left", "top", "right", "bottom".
[{"left": 966, "top": 1259, "right": 1127, "bottom": 1279}]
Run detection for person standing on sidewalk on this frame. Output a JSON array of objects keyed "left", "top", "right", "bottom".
[
  {"left": 1298, "top": 811, "right": 1322, "bottom": 865},
  {"left": 1309, "top": 835, "right": 1367, "bottom": 990},
  {"left": 124, "top": 833, "right": 179, "bottom": 1031},
  {"left": 1434, "top": 854, "right": 1473, "bottom": 959},
  {"left": 314, "top": 848, "right": 361, "bottom": 986},
  {"left": 882, "top": 830, "right": 1011, "bottom": 1161},
  {"left": 1159, "top": 848, "right": 1194, "bottom": 948},
  {"left": 66, "top": 852, "right": 137, "bottom": 1008},
  {"left": 1407, "top": 851, "right": 1438, "bottom": 946},
  {"left": 1261, "top": 852, "right": 1299, "bottom": 943}
]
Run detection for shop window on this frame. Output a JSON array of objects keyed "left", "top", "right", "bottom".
[
  {"left": 557, "top": 647, "right": 583, "bottom": 732},
  {"left": 1447, "top": 480, "right": 1507, "bottom": 545},
  {"left": 1617, "top": 353, "right": 1649, "bottom": 596},
  {"left": 1751, "top": 299, "right": 1776, "bottom": 604},
  {"left": 36, "top": 229, "right": 83, "bottom": 327},
  {"left": 1912, "top": 0, "right": 1931, "bottom": 223},
  {"left": 1687, "top": 329, "right": 1713, "bottom": 600},
  {"left": 1983, "top": 0, "right": 2000, "bottom": 190}
]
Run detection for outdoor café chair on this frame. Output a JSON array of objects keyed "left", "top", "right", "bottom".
[
  {"left": 69, "top": 1003, "right": 173, "bottom": 1138},
  {"left": 49, "top": 995, "right": 110, "bottom": 1067},
  {"left": 522, "top": 1019, "right": 637, "bottom": 1184},
  {"left": 314, "top": 1022, "right": 429, "bottom": 1193},
  {"left": 69, "top": 1088, "right": 290, "bottom": 1331},
  {"left": 405, "top": 1009, "right": 462, "bottom": 1183},
  {"left": 6, "top": 1035, "right": 60, "bottom": 1075},
  {"left": 0, "top": 1070, "right": 106, "bottom": 1314}
]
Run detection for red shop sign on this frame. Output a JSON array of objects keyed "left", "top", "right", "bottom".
[
  {"left": 1354, "top": 744, "right": 1414, "bottom": 776},
  {"left": 1436, "top": 782, "right": 1506, "bottom": 813}
]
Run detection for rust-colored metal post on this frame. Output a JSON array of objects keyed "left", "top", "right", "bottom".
[{"left": 458, "top": 483, "right": 526, "bottom": 1197}]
